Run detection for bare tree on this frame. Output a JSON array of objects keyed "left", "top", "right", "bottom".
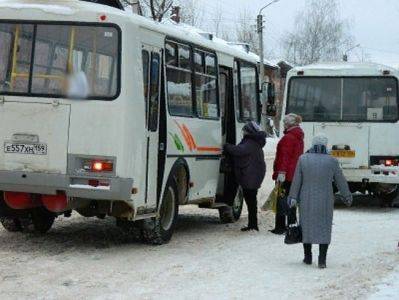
[
  {"left": 211, "top": 5, "right": 224, "bottom": 37},
  {"left": 235, "top": 10, "right": 259, "bottom": 54},
  {"left": 282, "top": 0, "right": 354, "bottom": 65},
  {"left": 122, "top": 0, "right": 173, "bottom": 21},
  {"left": 177, "top": 0, "right": 204, "bottom": 27}
]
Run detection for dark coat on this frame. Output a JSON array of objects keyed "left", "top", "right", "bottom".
[
  {"left": 224, "top": 131, "right": 267, "bottom": 190},
  {"left": 273, "top": 126, "right": 304, "bottom": 182}
]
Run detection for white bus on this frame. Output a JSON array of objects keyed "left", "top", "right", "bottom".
[
  {"left": 0, "top": 0, "right": 271, "bottom": 244},
  {"left": 282, "top": 63, "right": 399, "bottom": 206}
]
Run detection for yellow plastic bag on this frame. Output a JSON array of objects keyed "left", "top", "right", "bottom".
[{"left": 262, "top": 185, "right": 281, "bottom": 213}]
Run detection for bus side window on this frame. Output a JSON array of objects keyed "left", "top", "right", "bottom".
[
  {"left": 166, "top": 41, "right": 193, "bottom": 117},
  {"left": 195, "top": 51, "right": 219, "bottom": 119},
  {"left": 142, "top": 50, "right": 150, "bottom": 125},
  {"left": 237, "top": 62, "right": 258, "bottom": 122},
  {"left": 148, "top": 52, "right": 160, "bottom": 131}
]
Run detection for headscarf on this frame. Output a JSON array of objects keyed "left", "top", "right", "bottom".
[
  {"left": 283, "top": 113, "right": 302, "bottom": 129},
  {"left": 309, "top": 134, "right": 329, "bottom": 154},
  {"left": 243, "top": 121, "right": 262, "bottom": 135}
]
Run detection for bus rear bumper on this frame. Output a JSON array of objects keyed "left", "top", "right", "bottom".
[
  {"left": 344, "top": 167, "right": 399, "bottom": 184},
  {"left": 0, "top": 170, "right": 133, "bottom": 201}
]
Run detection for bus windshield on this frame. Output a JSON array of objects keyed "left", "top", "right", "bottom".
[
  {"left": 287, "top": 77, "right": 399, "bottom": 122},
  {"left": 0, "top": 22, "right": 119, "bottom": 100}
]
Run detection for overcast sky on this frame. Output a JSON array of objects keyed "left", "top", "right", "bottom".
[{"left": 195, "top": 0, "right": 399, "bottom": 67}]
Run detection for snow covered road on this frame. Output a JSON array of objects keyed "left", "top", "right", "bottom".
[{"left": 0, "top": 160, "right": 398, "bottom": 299}]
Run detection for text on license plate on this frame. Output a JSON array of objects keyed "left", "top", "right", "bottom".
[
  {"left": 331, "top": 150, "right": 355, "bottom": 158},
  {"left": 4, "top": 143, "right": 47, "bottom": 155}
]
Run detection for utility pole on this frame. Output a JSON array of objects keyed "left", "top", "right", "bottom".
[
  {"left": 257, "top": 14, "right": 265, "bottom": 83},
  {"left": 257, "top": 0, "right": 280, "bottom": 129},
  {"left": 257, "top": 0, "right": 280, "bottom": 83}
]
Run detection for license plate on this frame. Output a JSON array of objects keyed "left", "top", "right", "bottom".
[
  {"left": 4, "top": 142, "right": 47, "bottom": 155},
  {"left": 331, "top": 150, "right": 355, "bottom": 158}
]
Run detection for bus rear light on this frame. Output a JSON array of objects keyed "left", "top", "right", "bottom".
[
  {"left": 297, "top": 71, "right": 304, "bottom": 76},
  {"left": 83, "top": 160, "right": 114, "bottom": 172},
  {"left": 383, "top": 70, "right": 391, "bottom": 75},
  {"left": 379, "top": 159, "right": 399, "bottom": 166}
]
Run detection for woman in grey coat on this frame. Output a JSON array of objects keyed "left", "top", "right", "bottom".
[{"left": 287, "top": 134, "right": 352, "bottom": 268}]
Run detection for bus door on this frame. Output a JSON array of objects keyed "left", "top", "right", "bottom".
[
  {"left": 142, "top": 46, "right": 162, "bottom": 205},
  {"left": 218, "top": 66, "right": 238, "bottom": 205},
  {"left": 220, "top": 66, "right": 236, "bottom": 144}
]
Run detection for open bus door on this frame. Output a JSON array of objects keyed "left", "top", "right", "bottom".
[{"left": 218, "top": 66, "right": 239, "bottom": 207}]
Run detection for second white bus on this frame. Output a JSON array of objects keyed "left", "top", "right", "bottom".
[{"left": 283, "top": 62, "right": 399, "bottom": 206}]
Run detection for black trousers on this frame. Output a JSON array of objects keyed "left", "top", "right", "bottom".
[
  {"left": 243, "top": 189, "right": 258, "bottom": 228},
  {"left": 274, "top": 181, "right": 297, "bottom": 230},
  {"left": 303, "top": 244, "right": 329, "bottom": 260}
]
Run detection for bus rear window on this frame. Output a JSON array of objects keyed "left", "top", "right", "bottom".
[
  {"left": 0, "top": 22, "right": 120, "bottom": 100},
  {"left": 287, "top": 77, "right": 399, "bottom": 122}
]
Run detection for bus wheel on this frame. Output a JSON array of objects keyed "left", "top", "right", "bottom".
[
  {"left": 30, "top": 207, "right": 55, "bottom": 234},
  {"left": 116, "top": 219, "right": 143, "bottom": 241},
  {"left": 219, "top": 188, "right": 244, "bottom": 224},
  {"left": 377, "top": 185, "right": 398, "bottom": 207},
  {"left": 142, "top": 179, "right": 179, "bottom": 245},
  {"left": 0, "top": 217, "right": 23, "bottom": 232}
]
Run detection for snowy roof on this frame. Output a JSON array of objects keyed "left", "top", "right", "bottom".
[
  {"left": 0, "top": 0, "right": 267, "bottom": 65},
  {"left": 288, "top": 62, "right": 399, "bottom": 77}
]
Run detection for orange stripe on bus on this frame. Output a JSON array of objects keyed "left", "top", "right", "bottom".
[
  {"left": 174, "top": 121, "right": 195, "bottom": 151},
  {"left": 182, "top": 124, "right": 197, "bottom": 149},
  {"left": 174, "top": 121, "right": 221, "bottom": 153},
  {"left": 197, "top": 147, "right": 222, "bottom": 153}
]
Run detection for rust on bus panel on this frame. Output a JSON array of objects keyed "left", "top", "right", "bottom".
[{"left": 173, "top": 121, "right": 221, "bottom": 154}]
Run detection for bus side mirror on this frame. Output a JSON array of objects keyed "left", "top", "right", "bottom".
[{"left": 262, "top": 82, "right": 277, "bottom": 117}]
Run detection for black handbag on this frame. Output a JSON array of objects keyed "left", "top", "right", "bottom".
[{"left": 284, "top": 223, "right": 302, "bottom": 245}]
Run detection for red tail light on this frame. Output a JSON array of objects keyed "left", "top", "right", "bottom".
[
  {"left": 83, "top": 160, "right": 114, "bottom": 172},
  {"left": 379, "top": 159, "right": 398, "bottom": 167}
]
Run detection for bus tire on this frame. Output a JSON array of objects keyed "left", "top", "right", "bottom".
[
  {"left": 379, "top": 187, "right": 398, "bottom": 207},
  {"left": 142, "top": 179, "right": 179, "bottom": 245},
  {"left": 0, "top": 217, "right": 23, "bottom": 232},
  {"left": 116, "top": 218, "right": 143, "bottom": 241},
  {"left": 219, "top": 188, "right": 244, "bottom": 224},
  {"left": 30, "top": 207, "right": 55, "bottom": 234}
]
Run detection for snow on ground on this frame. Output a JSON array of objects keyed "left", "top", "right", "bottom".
[
  {"left": 369, "top": 267, "right": 399, "bottom": 299},
  {"left": 0, "top": 158, "right": 398, "bottom": 299}
]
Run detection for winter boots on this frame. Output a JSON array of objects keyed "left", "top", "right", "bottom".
[
  {"left": 303, "top": 244, "right": 329, "bottom": 268},
  {"left": 303, "top": 244, "right": 312, "bottom": 265},
  {"left": 318, "top": 244, "right": 328, "bottom": 269},
  {"left": 241, "top": 226, "right": 259, "bottom": 232}
]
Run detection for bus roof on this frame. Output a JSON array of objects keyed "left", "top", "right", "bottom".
[
  {"left": 0, "top": 0, "right": 259, "bottom": 64},
  {"left": 289, "top": 62, "right": 399, "bottom": 78}
]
